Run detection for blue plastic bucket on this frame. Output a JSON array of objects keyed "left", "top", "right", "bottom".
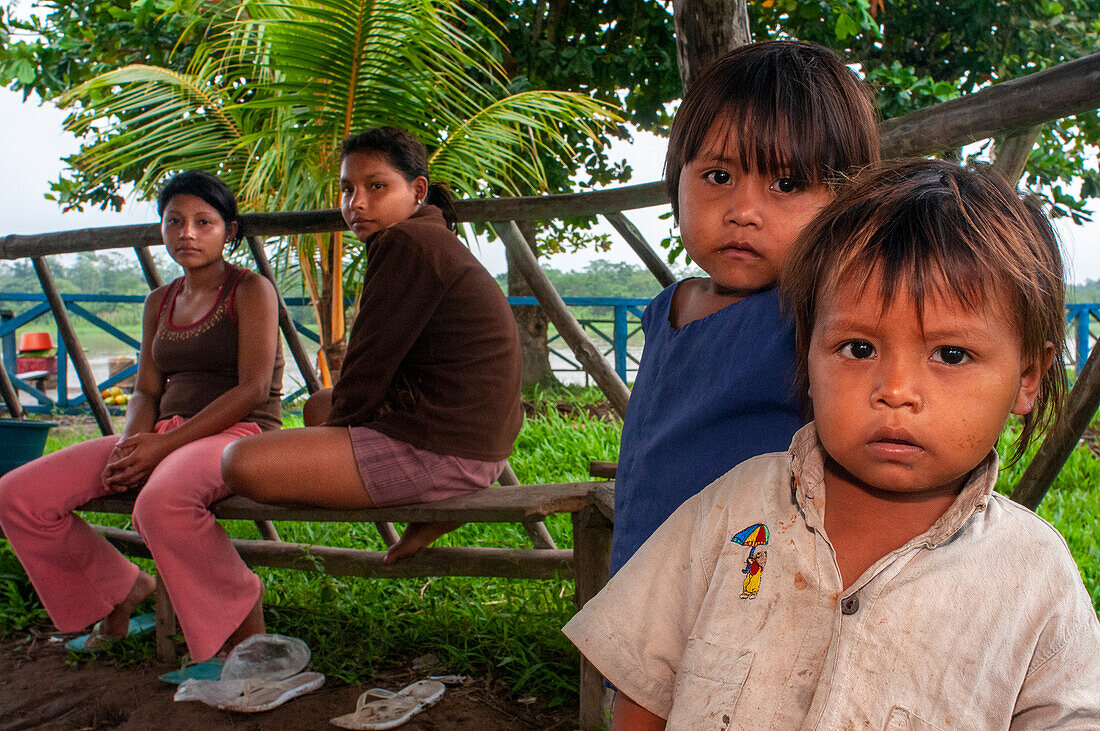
[{"left": 0, "top": 419, "right": 58, "bottom": 476}]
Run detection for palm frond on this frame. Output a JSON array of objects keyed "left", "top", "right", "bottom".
[{"left": 430, "top": 91, "right": 622, "bottom": 197}]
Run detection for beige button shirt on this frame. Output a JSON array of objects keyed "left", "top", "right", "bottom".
[{"left": 564, "top": 423, "right": 1100, "bottom": 729}]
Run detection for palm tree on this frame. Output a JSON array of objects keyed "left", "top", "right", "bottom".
[{"left": 61, "top": 0, "right": 618, "bottom": 381}]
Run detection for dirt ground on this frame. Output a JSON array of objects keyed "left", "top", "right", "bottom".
[{"left": 0, "top": 628, "right": 576, "bottom": 731}]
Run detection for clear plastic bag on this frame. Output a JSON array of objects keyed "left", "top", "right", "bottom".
[{"left": 175, "top": 634, "right": 321, "bottom": 711}]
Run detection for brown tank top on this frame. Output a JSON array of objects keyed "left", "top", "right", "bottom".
[{"left": 151, "top": 263, "right": 283, "bottom": 431}]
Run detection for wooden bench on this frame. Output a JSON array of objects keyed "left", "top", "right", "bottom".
[{"left": 77, "top": 480, "right": 616, "bottom": 729}]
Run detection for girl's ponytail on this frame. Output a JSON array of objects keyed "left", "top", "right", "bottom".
[{"left": 425, "top": 183, "right": 458, "bottom": 231}]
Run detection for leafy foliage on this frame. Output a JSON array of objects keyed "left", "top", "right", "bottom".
[{"left": 751, "top": 0, "right": 1100, "bottom": 223}]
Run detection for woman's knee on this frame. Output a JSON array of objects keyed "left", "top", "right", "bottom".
[
  {"left": 220, "top": 436, "right": 264, "bottom": 497},
  {"left": 132, "top": 474, "right": 193, "bottom": 532}
]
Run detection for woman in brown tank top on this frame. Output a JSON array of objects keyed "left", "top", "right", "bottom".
[{"left": 0, "top": 171, "right": 282, "bottom": 663}]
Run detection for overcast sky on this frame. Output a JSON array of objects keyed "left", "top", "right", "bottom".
[{"left": 3, "top": 86, "right": 1099, "bottom": 284}]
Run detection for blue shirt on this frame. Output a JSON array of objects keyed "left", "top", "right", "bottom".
[{"left": 609, "top": 281, "right": 805, "bottom": 575}]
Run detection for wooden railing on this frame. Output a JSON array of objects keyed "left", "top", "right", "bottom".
[{"left": 0, "top": 293, "right": 650, "bottom": 412}]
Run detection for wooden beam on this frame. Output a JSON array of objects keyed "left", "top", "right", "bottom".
[
  {"left": 245, "top": 236, "right": 322, "bottom": 394},
  {"left": 80, "top": 481, "right": 599, "bottom": 524},
  {"left": 1011, "top": 345, "right": 1100, "bottom": 510},
  {"left": 604, "top": 212, "right": 676, "bottom": 288},
  {"left": 572, "top": 505, "right": 613, "bottom": 730},
  {"left": 32, "top": 256, "right": 114, "bottom": 435},
  {"left": 0, "top": 361, "right": 22, "bottom": 419},
  {"left": 588, "top": 461, "right": 617, "bottom": 480},
  {"left": 95, "top": 525, "right": 575, "bottom": 580},
  {"left": 0, "top": 184, "right": 668, "bottom": 260},
  {"left": 133, "top": 246, "right": 163, "bottom": 289},
  {"left": 879, "top": 51, "right": 1100, "bottom": 158},
  {"left": 491, "top": 221, "right": 631, "bottom": 417},
  {"left": 992, "top": 126, "right": 1042, "bottom": 183},
  {"left": 154, "top": 576, "right": 178, "bottom": 663}
]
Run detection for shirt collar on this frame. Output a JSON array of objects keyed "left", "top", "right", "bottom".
[{"left": 788, "top": 422, "right": 999, "bottom": 548}]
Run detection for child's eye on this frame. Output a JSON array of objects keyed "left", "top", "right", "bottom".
[
  {"left": 770, "top": 178, "right": 802, "bottom": 194},
  {"left": 371, "top": 182, "right": 386, "bottom": 190},
  {"left": 840, "top": 340, "right": 876, "bottom": 359},
  {"left": 931, "top": 346, "right": 970, "bottom": 365},
  {"left": 703, "top": 170, "right": 731, "bottom": 185}
]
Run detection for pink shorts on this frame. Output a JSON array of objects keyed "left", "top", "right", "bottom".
[{"left": 348, "top": 426, "right": 508, "bottom": 507}]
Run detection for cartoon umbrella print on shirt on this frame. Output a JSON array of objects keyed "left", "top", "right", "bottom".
[{"left": 732, "top": 523, "right": 769, "bottom": 559}]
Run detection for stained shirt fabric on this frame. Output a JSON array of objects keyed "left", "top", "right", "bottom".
[
  {"left": 610, "top": 282, "right": 804, "bottom": 575},
  {"left": 565, "top": 423, "right": 1100, "bottom": 729}
]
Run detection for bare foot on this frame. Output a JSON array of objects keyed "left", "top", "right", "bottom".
[
  {"left": 219, "top": 585, "right": 266, "bottom": 657},
  {"left": 384, "top": 521, "right": 463, "bottom": 564},
  {"left": 86, "top": 570, "right": 156, "bottom": 648}
]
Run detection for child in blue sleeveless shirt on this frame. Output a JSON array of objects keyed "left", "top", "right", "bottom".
[{"left": 611, "top": 41, "right": 880, "bottom": 574}]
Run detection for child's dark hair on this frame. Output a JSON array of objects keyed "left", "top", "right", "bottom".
[
  {"left": 782, "top": 158, "right": 1066, "bottom": 460},
  {"left": 156, "top": 170, "right": 243, "bottom": 247},
  {"left": 340, "top": 127, "right": 458, "bottom": 231},
  {"left": 665, "top": 40, "right": 879, "bottom": 219}
]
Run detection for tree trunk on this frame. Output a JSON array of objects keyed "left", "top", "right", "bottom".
[
  {"left": 671, "top": 0, "right": 752, "bottom": 93},
  {"left": 507, "top": 221, "right": 558, "bottom": 387}
]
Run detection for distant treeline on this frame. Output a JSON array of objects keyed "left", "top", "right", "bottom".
[
  {"left": 495, "top": 259, "right": 697, "bottom": 300},
  {"left": 0, "top": 252, "right": 182, "bottom": 326},
  {"left": 1069, "top": 280, "right": 1100, "bottom": 304}
]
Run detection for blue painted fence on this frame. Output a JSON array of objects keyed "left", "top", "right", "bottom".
[
  {"left": 0, "top": 293, "right": 649, "bottom": 413},
  {"left": 5, "top": 292, "right": 1096, "bottom": 415}
]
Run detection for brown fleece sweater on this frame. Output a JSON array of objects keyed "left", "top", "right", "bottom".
[{"left": 326, "top": 205, "right": 523, "bottom": 461}]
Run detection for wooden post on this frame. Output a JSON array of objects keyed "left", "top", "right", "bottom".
[
  {"left": 604, "top": 212, "right": 676, "bottom": 288},
  {"left": 154, "top": 574, "right": 178, "bottom": 664},
  {"left": 492, "top": 221, "right": 631, "bottom": 418},
  {"left": 496, "top": 461, "right": 557, "bottom": 549},
  {"left": 992, "top": 126, "right": 1042, "bottom": 183},
  {"left": 133, "top": 246, "right": 163, "bottom": 290},
  {"left": 246, "top": 237, "right": 322, "bottom": 395},
  {"left": 0, "top": 362, "right": 22, "bottom": 419},
  {"left": 32, "top": 257, "right": 114, "bottom": 435},
  {"left": 572, "top": 505, "right": 613, "bottom": 730},
  {"left": 1012, "top": 343, "right": 1100, "bottom": 510}
]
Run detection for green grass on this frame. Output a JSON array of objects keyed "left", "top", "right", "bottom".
[{"left": 3, "top": 388, "right": 1099, "bottom": 707}]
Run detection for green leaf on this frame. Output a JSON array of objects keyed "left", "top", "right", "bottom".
[{"left": 834, "top": 12, "right": 861, "bottom": 40}]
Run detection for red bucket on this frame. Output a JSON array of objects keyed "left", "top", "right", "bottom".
[{"left": 18, "top": 331, "right": 54, "bottom": 353}]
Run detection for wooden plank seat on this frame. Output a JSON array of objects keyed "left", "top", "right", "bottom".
[
  {"left": 74, "top": 480, "right": 615, "bottom": 728},
  {"left": 589, "top": 460, "right": 617, "bottom": 479}
]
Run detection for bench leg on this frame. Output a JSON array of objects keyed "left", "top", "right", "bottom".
[
  {"left": 154, "top": 574, "right": 178, "bottom": 664},
  {"left": 572, "top": 505, "right": 613, "bottom": 730}
]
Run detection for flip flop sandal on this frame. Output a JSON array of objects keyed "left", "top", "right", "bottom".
[
  {"left": 159, "top": 658, "right": 225, "bottom": 684},
  {"left": 65, "top": 612, "right": 156, "bottom": 654},
  {"left": 174, "top": 671, "right": 326, "bottom": 712},
  {"left": 330, "top": 680, "right": 446, "bottom": 730}
]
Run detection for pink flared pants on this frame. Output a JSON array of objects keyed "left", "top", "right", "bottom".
[{"left": 0, "top": 416, "right": 263, "bottom": 661}]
